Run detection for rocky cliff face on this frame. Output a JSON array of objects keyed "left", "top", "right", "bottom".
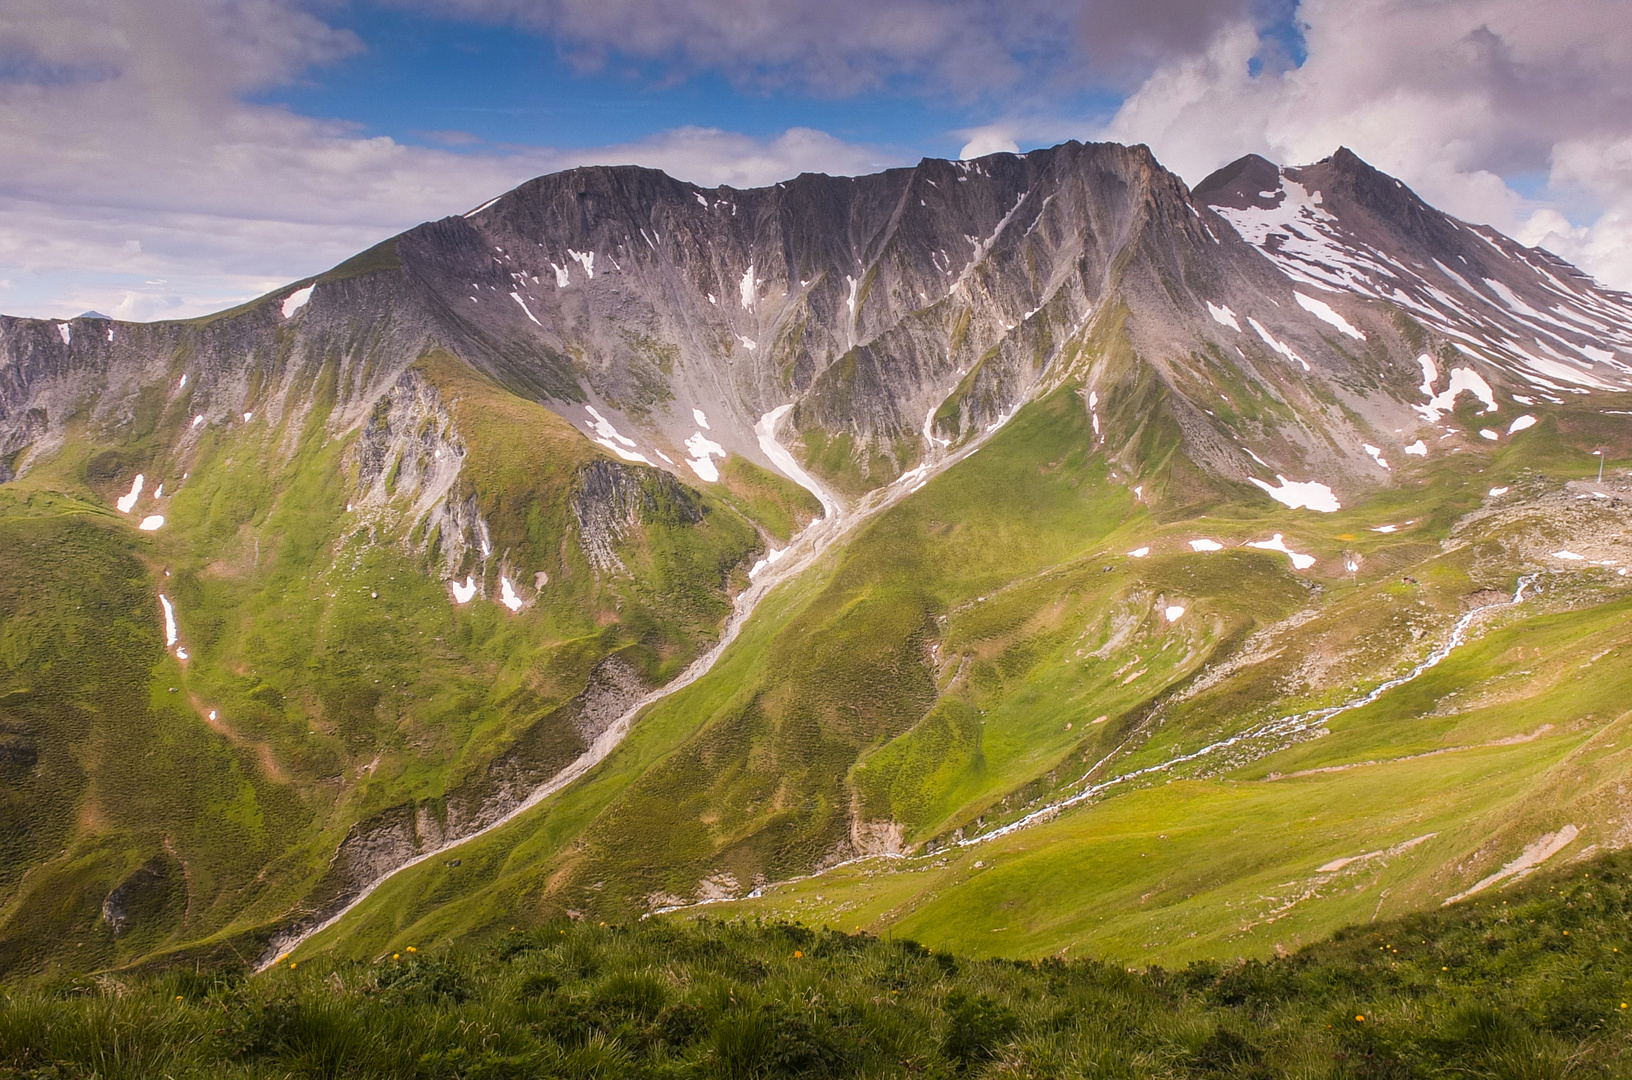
[{"left": 5, "top": 141, "right": 1630, "bottom": 518}]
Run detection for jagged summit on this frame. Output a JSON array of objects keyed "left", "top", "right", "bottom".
[
  {"left": 1196, "top": 147, "right": 1632, "bottom": 403},
  {"left": 3, "top": 140, "right": 1629, "bottom": 512},
  {"left": 1191, "top": 151, "right": 1282, "bottom": 209}
]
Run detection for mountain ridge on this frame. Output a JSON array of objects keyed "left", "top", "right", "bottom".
[{"left": 0, "top": 140, "right": 1628, "bottom": 977}]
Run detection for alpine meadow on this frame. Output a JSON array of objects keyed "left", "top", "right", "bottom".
[{"left": 3, "top": 137, "right": 1632, "bottom": 1077}]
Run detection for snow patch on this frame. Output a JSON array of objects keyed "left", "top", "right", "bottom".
[
  {"left": 1363, "top": 444, "right": 1390, "bottom": 470},
  {"left": 585, "top": 406, "right": 637, "bottom": 447},
  {"left": 1127, "top": 547, "right": 1150, "bottom": 558},
  {"left": 1189, "top": 539, "right": 1224, "bottom": 552},
  {"left": 739, "top": 265, "right": 756, "bottom": 309},
  {"left": 159, "top": 595, "right": 178, "bottom": 646},
  {"left": 692, "top": 408, "right": 710, "bottom": 429},
  {"left": 1295, "top": 292, "right": 1365, "bottom": 340},
  {"left": 1247, "top": 317, "right": 1310, "bottom": 371},
  {"left": 1489, "top": 486, "right": 1509, "bottom": 496},
  {"left": 1247, "top": 533, "right": 1316, "bottom": 570},
  {"left": 138, "top": 515, "right": 164, "bottom": 531},
  {"left": 1508, "top": 414, "right": 1537, "bottom": 433},
  {"left": 551, "top": 263, "right": 570, "bottom": 287},
  {"left": 1249, "top": 475, "right": 1341, "bottom": 512},
  {"left": 450, "top": 576, "right": 477, "bottom": 604},
  {"left": 1206, "top": 302, "right": 1241, "bottom": 332},
  {"left": 499, "top": 577, "right": 523, "bottom": 612},
  {"left": 683, "top": 431, "right": 726, "bottom": 482},
  {"left": 1164, "top": 605, "right": 1185, "bottom": 622},
  {"left": 1553, "top": 551, "right": 1585, "bottom": 560},
  {"left": 568, "top": 250, "right": 594, "bottom": 278},
  {"left": 1415, "top": 366, "right": 1497, "bottom": 422},
  {"left": 1403, "top": 440, "right": 1427, "bottom": 456},
  {"left": 510, "top": 292, "right": 541, "bottom": 325},
  {"left": 1480, "top": 429, "right": 1499, "bottom": 440},
  {"left": 749, "top": 546, "right": 787, "bottom": 578},
  {"left": 116, "top": 474, "right": 144, "bottom": 513},
  {"left": 755, "top": 405, "right": 838, "bottom": 519},
  {"left": 1241, "top": 445, "right": 1271, "bottom": 469},
  {"left": 281, "top": 285, "right": 314, "bottom": 318},
  {"left": 56, "top": 323, "right": 71, "bottom": 345},
  {"left": 1416, "top": 354, "right": 1438, "bottom": 397},
  {"left": 923, "top": 405, "right": 950, "bottom": 449}
]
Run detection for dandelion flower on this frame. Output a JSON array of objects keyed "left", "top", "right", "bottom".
[{"left": 1355, "top": 1015, "right": 1365, "bottom": 1022}]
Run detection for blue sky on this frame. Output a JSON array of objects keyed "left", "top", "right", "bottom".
[
  {"left": 257, "top": 7, "right": 992, "bottom": 159},
  {"left": 3, "top": 0, "right": 1630, "bottom": 321}
]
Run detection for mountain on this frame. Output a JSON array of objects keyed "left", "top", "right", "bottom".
[{"left": 0, "top": 141, "right": 1628, "bottom": 977}]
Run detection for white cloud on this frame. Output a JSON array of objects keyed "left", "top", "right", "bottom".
[
  {"left": 959, "top": 126, "right": 1021, "bottom": 160},
  {"left": 11, "top": 0, "right": 1632, "bottom": 321},
  {"left": 0, "top": 0, "right": 891, "bottom": 321},
  {"left": 558, "top": 126, "right": 894, "bottom": 189},
  {"left": 390, "top": 0, "right": 1077, "bottom": 97},
  {"left": 1101, "top": 0, "right": 1632, "bottom": 289}
]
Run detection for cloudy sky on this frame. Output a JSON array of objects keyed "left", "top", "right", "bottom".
[{"left": 5, "top": 0, "right": 1631, "bottom": 320}]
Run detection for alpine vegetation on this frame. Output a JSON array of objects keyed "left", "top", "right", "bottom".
[{"left": 0, "top": 144, "right": 1628, "bottom": 1062}]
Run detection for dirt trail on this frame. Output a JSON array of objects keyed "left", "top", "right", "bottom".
[{"left": 190, "top": 694, "right": 290, "bottom": 783}]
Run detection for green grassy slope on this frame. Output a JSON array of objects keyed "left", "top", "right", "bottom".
[
  {"left": 4, "top": 849, "right": 1632, "bottom": 1079},
  {"left": 289, "top": 378, "right": 1176, "bottom": 953},
  {"left": 0, "top": 347, "right": 774, "bottom": 978},
  {"left": 290, "top": 355, "right": 1632, "bottom": 971}
]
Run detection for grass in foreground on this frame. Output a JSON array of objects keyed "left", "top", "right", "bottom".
[{"left": 4, "top": 851, "right": 1631, "bottom": 1079}]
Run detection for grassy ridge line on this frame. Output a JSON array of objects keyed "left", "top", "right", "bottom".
[{"left": 4, "top": 849, "right": 1632, "bottom": 1078}]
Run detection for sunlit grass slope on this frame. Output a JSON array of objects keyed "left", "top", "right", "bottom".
[
  {"left": 301, "top": 374, "right": 1632, "bottom": 970},
  {"left": 5, "top": 849, "right": 1632, "bottom": 1078},
  {"left": 0, "top": 348, "right": 780, "bottom": 977}
]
